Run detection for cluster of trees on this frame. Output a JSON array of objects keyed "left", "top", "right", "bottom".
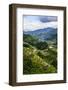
[{"left": 23, "top": 34, "right": 48, "bottom": 50}]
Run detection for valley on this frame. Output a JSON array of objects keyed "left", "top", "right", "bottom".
[{"left": 23, "top": 28, "right": 57, "bottom": 74}]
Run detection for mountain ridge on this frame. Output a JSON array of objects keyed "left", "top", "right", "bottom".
[{"left": 24, "top": 27, "right": 57, "bottom": 41}]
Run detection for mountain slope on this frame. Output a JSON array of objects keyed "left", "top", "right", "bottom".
[
  {"left": 23, "top": 28, "right": 57, "bottom": 74},
  {"left": 24, "top": 27, "right": 57, "bottom": 41},
  {"left": 23, "top": 45, "right": 56, "bottom": 74}
]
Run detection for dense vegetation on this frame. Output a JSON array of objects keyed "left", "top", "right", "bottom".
[{"left": 23, "top": 33, "right": 57, "bottom": 74}]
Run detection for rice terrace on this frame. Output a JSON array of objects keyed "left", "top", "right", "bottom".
[{"left": 23, "top": 15, "right": 57, "bottom": 74}]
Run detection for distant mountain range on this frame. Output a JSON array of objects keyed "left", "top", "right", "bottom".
[{"left": 24, "top": 27, "right": 57, "bottom": 41}]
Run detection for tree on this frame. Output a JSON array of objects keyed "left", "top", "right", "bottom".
[{"left": 35, "top": 41, "right": 48, "bottom": 50}]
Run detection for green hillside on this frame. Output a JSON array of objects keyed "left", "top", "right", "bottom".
[{"left": 23, "top": 34, "right": 57, "bottom": 74}]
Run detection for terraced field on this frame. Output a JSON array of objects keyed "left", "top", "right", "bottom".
[{"left": 23, "top": 34, "right": 57, "bottom": 74}]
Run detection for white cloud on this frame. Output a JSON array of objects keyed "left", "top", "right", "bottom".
[{"left": 24, "top": 18, "right": 58, "bottom": 31}]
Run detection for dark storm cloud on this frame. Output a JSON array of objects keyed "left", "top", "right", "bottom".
[{"left": 39, "top": 16, "right": 57, "bottom": 23}]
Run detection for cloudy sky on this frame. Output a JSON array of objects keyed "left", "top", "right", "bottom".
[{"left": 23, "top": 15, "right": 58, "bottom": 31}]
